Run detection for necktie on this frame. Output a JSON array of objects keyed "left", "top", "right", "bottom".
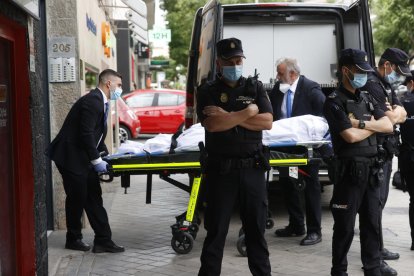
[
  {"left": 103, "top": 102, "right": 109, "bottom": 125},
  {"left": 286, "top": 89, "right": 292, "bottom": 118}
]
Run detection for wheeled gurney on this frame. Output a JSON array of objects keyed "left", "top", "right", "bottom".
[{"left": 102, "top": 140, "right": 329, "bottom": 254}]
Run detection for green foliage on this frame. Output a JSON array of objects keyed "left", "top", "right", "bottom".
[{"left": 372, "top": 0, "right": 414, "bottom": 57}]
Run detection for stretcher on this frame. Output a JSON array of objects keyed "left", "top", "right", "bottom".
[{"left": 102, "top": 140, "right": 330, "bottom": 254}]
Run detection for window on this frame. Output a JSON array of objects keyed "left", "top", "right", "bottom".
[
  {"left": 126, "top": 93, "right": 154, "bottom": 108},
  {"left": 158, "top": 93, "right": 178, "bottom": 106}
]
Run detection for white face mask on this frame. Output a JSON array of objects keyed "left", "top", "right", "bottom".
[
  {"left": 279, "top": 83, "right": 291, "bottom": 94},
  {"left": 110, "top": 87, "right": 123, "bottom": 100}
]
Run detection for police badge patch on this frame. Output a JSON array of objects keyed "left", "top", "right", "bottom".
[{"left": 220, "top": 93, "right": 228, "bottom": 103}]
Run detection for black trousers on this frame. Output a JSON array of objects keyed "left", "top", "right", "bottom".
[
  {"left": 198, "top": 167, "right": 271, "bottom": 276},
  {"left": 331, "top": 159, "right": 381, "bottom": 276},
  {"left": 280, "top": 163, "right": 322, "bottom": 234},
  {"left": 399, "top": 149, "right": 414, "bottom": 243},
  {"left": 57, "top": 165, "right": 112, "bottom": 243},
  {"left": 378, "top": 157, "right": 392, "bottom": 252}
]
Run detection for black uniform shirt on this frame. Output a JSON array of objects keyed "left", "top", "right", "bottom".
[
  {"left": 196, "top": 76, "right": 273, "bottom": 157},
  {"left": 323, "top": 84, "right": 385, "bottom": 155},
  {"left": 363, "top": 70, "right": 401, "bottom": 110},
  {"left": 401, "top": 91, "right": 414, "bottom": 117}
]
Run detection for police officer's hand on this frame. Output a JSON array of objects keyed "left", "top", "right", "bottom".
[
  {"left": 350, "top": 118, "right": 359, "bottom": 128},
  {"left": 203, "top": 106, "right": 227, "bottom": 117},
  {"left": 93, "top": 160, "right": 108, "bottom": 173},
  {"left": 385, "top": 101, "right": 392, "bottom": 111},
  {"left": 246, "top": 104, "right": 259, "bottom": 117}
]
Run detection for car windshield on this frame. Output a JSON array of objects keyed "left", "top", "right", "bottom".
[{"left": 253, "top": 0, "right": 359, "bottom": 7}]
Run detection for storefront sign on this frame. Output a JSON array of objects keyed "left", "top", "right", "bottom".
[
  {"left": 86, "top": 13, "right": 97, "bottom": 36},
  {"left": 11, "top": 0, "right": 39, "bottom": 19},
  {"left": 148, "top": 28, "right": 171, "bottom": 43},
  {"left": 101, "top": 22, "right": 111, "bottom": 58}
]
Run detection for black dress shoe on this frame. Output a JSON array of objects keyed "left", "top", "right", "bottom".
[
  {"left": 380, "top": 261, "right": 398, "bottom": 276},
  {"left": 92, "top": 240, "right": 125, "bottom": 253},
  {"left": 300, "top": 232, "right": 322, "bottom": 246},
  {"left": 381, "top": 248, "right": 400, "bottom": 260},
  {"left": 275, "top": 225, "right": 305, "bottom": 237},
  {"left": 65, "top": 239, "right": 91, "bottom": 251}
]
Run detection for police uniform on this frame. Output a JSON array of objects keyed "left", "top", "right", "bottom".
[
  {"left": 399, "top": 72, "right": 414, "bottom": 249},
  {"left": 323, "top": 49, "right": 386, "bottom": 276},
  {"left": 197, "top": 38, "right": 272, "bottom": 276},
  {"left": 362, "top": 48, "right": 411, "bottom": 260}
]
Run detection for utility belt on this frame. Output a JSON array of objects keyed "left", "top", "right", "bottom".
[
  {"left": 333, "top": 156, "right": 383, "bottom": 187},
  {"left": 204, "top": 146, "right": 271, "bottom": 174},
  {"left": 378, "top": 134, "right": 400, "bottom": 158}
]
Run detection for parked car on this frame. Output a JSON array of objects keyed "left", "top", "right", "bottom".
[
  {"left": 123, "top": 89, "right": 186, "bottom": 134},
  {"left": 112, "top": 97, "right": 141, "bottom": 143}
]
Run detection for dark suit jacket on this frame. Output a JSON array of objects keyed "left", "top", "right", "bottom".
[
  {"left": 46, "top": 88, "right": 108, "bottom": 175},
  {"left": 268, "top": 75, "right": 325, "bottom": 121}
]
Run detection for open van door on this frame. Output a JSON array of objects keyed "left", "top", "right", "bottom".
[
  {"left": 343, "top": 0, "right": 375, "bottom": 66},
  {"left": 185, "top": 0, "right": 222, "bottom": 128}
]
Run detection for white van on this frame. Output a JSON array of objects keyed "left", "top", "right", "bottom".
[{"left": 185, "top": 0, "right": 374, "bottom": 128}]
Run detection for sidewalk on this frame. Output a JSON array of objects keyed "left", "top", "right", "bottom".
[{"left": 48, "top": 171, "right": 414, "bottom": 276}]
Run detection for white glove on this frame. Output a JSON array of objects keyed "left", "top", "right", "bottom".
[{"left": 93, "top": 160, "right": 108, "bottom": 173}]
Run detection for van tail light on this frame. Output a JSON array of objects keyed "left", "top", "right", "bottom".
[{"left": 185, "top": 92, "right": 194, "bottom": 129}]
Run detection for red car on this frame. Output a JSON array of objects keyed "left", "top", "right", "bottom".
[
  {"left": 112, "top": 97, "right": 141, "bottom": 143},
  {"left": 123, "top": 89, "right": 186, "bottom": 134}
]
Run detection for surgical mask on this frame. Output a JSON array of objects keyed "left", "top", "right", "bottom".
[
  {"left": 349, "top": 73, "right": 368, "bottom": 89},
  {"left": 110, "top": 87, "right": 123, "bottom": 100},
  {"left": 279, "top": 83, "right": 291, "bottom": 94},
  {"left": 384, "top": 66, "right": 406, "bottom": 85},
  {"left": 221, "top": 65, "right": 243, "bottom": 82}
]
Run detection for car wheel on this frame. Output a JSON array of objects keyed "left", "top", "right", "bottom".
[{"left": 118, "top": 125, "right": 131, "bottom": 143}]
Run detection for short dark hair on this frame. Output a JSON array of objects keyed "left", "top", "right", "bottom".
[{"left": 98, "top": 69, "right": 122, "bottom": 84}]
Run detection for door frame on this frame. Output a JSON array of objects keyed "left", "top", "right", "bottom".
[{"left": 0, "top": 14, "right": 36, "bottom": 275}]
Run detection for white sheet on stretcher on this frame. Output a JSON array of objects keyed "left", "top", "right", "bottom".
[
  {"left": 116, "top": 115, "right": 329, "bottom": 154},
  {"left": 262, "top": 115, "right": 329, "bottom": 146}
]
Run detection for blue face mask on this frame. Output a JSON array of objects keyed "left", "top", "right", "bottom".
[
  {"left": 384, "top": 66, "right": 406, "bottom": 85},
  {"left": 350, "top": 73, "right": 368, "bottom": 89},
  {"left": 110, "top": 87, "right": 123, "bottom": 100},
  {"left": 221, "top": 65, "right": 243, "bottom": 82}
]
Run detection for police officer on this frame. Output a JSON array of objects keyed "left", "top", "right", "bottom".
[
  {"left": 399, "top": 70, "right": 414, "bottom": 251},
  {"left": 362, "top": 48, "right": 410, "bottom": 275},
  {"left": 196, "top": 37, "right": 273, "bottom": 276},
  {"left": 323, "top": 48, "right": 393, "bottom": 276}
]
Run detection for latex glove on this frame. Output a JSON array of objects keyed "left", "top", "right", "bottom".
[{"left": 93, "top": 160, "right": 108, "bottom": 173}]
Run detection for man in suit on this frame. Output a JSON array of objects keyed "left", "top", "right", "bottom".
[
  {"left": 269, "top": 58, "right": 326, "bottom": 245},
  {"left": 47, "top": 69, "right": 124, "bottom": 253}
]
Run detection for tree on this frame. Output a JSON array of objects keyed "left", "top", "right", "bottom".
[{"left": 372, "top": 0, "right": 414, "bottom": 57}]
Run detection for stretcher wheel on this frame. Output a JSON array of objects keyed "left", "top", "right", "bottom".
[
  {"left": 237, "top": 234, "right": 247, "bottom": 257},
  {"left": 171, "top": 232, "right": 194, "bottom": 254},
  {"left": 266, "top": 218, "right": 274, "bottom": 229}
]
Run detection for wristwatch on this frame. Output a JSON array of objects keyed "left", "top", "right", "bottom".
[{"left": 358, "top": 120, "right": 365, "bottom": 129}]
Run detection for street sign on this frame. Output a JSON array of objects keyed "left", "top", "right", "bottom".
[{"left": 148, "top": 29, "right": 171, "bottom": 43}]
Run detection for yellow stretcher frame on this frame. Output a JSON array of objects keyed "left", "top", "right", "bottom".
[{"left": 110, "top": 158, "right": 308, "bottom": 172}]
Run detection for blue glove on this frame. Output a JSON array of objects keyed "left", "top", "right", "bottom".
[{"left": 93, "top": 160, "right": 108, "bottom": 173}]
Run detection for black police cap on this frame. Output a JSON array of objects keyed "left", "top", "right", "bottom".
[
  {"left": 381, "top": 48, "right": 411, "bottom": 76},
  {"left": 339, "top": 48, "right": 374, "bottom": 72},
  {"left": 216, "top": 38, "right": 245, "bottom": 60}
]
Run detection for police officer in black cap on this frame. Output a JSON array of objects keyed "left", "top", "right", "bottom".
[
  {"left": 324, "top": 48, "right": 393, "bottom": 276},
  {"left": 196, "top": 37, "right": 273, "bottom": 276},
  {"left": 362, "top": 48, "right": 410, "bottom": 276},
  {"left": 398, "top": 70, "right": 414, "bottom": 251}
]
